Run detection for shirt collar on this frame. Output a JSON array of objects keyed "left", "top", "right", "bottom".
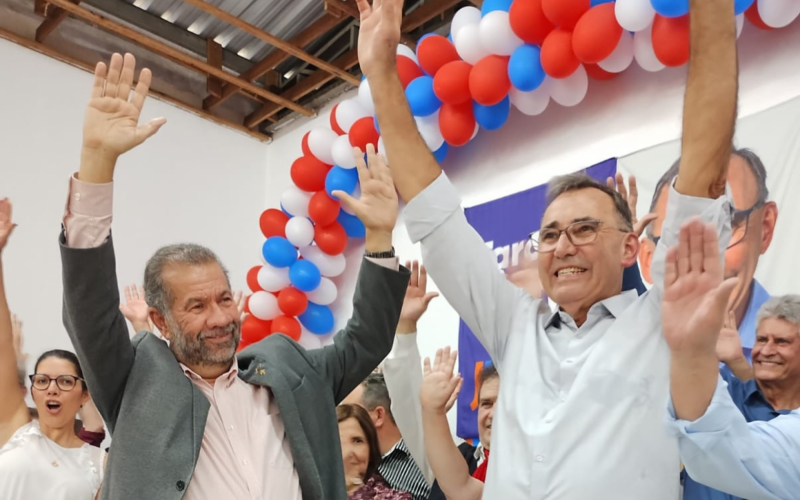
[
  {"left": 180, "top": 357, "right": 239, "bottom": 388},
  {"left": 382, "top": 438, "right": 410, "bottom": 460},
  {"left": 545, "top": 289, "right": 638, "bottom": 328},
  {"left": 473, "top": 444, "right": 487, "bottom": 461}
]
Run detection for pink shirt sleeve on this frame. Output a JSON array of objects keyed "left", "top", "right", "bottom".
[
  {"left": 365, "top": 257, "right": 400, "bottom": 271},
  {"left": 63, "top": 174, "right": 114, "bottom": 249}
]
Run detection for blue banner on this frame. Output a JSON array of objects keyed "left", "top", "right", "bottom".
[{"left": 456, "top": 158, "right": 618, "bottom": 440}]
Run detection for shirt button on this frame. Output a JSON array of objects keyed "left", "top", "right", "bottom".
[
  {"left": 75, "top": 193, "right": 82, "bottom": 201},
  {"left": 228, "top": 425, "right": 234, "bottom": 431},
  {"left": 536, "top": 455, "right": 544, "bottom": 462},
  {"left": 242, "top": 459, "right": 248, "bottom": 466},
  {"left": 176, "top": 480, "right": 185, "bottom": 491}
]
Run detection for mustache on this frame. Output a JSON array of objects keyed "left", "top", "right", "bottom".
[{"left": 198, "top": 322, "right": 238, "bottom": 341}]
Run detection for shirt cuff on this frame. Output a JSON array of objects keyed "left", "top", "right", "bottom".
[
  {"left": 667, "top": 375, "right": 732, "bottom": 434},
  {"left": 65, "top": 173, "right": 114, "bottom": 217},
  {"left": 365, "top": 256, "right": 399, "bottom": 271},
  {"left": 388, "top": 331, "right": 419, "bottom": 359},
  {"left": 403, "top": 172, "right": 463, "bottom": 244},
  {"left": 662, "top": 180, "right": 733, "bottom": 247}
]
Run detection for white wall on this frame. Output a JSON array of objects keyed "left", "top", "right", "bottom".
[
  {"left": 0, "top": 39, "right": 269, "bottom": 376},
  {"left": 265, "top": 21, "right": 800, "bottom": 365}
]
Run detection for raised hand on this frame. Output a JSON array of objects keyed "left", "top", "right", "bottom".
[
  {"left": 716, "top": 310, "right": 744, "bottom": 363},
  {"left": 81, "top": 53, "right": 166, "bottom": 183},
  {"left": 505, "top": 252, "right": 545, "bottom": 299},
  {"left": 332, "top": 145, "right": 399, "bottom": 235},
  {"left": 398, "top": 261, "right": 439, "bottom": 333},
  {"left": 11, "top": 314, "right": 27, "bottom": 364},
  {"left": 0, "top": 198, "right": 17, "bottom": 252},
  {"left": 421, "top": 347, "right": 462, "bottom": 414},
  {"left": 661, "top": 218, "right": 738, "bottom": 354},
  {"left": 355, "top": 0, "right": 404, "bottom": 79},
  {"left": 119, "top": 284, "right": 153, "bottom": 334},
  {"left": 234, "top": 291, "right": 246, "bottom": 322},
  {"left": 607, "top": 173, "right": 657, "bottom": 237}
]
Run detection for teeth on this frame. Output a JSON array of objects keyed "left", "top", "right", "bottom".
[{"left": 557, "top": 267, "right": 585, "bottom": 276}]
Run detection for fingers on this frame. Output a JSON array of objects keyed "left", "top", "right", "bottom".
[
  {"left": 444, "top": 348, "right": 458, "bottom": 374},
  {"left": 423, "top": 356, "right": 432, "bottom": 376},
  {"left": 432, "top": 348, "right": 443, "bottom": 371},
  {"left": 688, "top": 218, "right": 705, "bottom": 274},
  {"left": 628, "top": 174, "right": 638, "bottom": 210},
  {"left": 409, "top": 260, "right": 419, "bottom": 289},
  {"left": 663, "top": 245, "right": 678, "bottom": 289},
  {"left": 634, "top": 213, "right": 658, "bottom": 237},
  {"left": 702, "top": 222, "right": 723, "bottom": 278},
  {"left": 419, "top": 263, "right": 428, "bottom": 291},
  {"left": 615, "top": 172, "right": 628, "bottom": 201},
  {"left": 366, "top": 144, "right": 392, "bottom": 184},
  {"left": 138, "top": 285, "right": 145, "bottom": 301},
  {"left": 130, "top": 67, "right": 152, "bottom": 112},
  {"left": 355, "top": 0, "right": 372, "bottom": 17},
  {"left": 117, "top": 53, "right": 136, "bottom": 101},
  {"left": 352, "top": 147, "right": 372, "bottom": 186},
  {"left": 714, "top": 278, "right": 739, "bottom": 317},
  {"left": 677, "top": 221, "right": 691, "bottom": 277},
  {"left": 446, "top": 374, "right": 462, "bottom": 401},
  {"left": 606, "top": 176, "right": 615, "bottom": 190},
  {"left": 91, "top": 62, "right": 107, "bottom": 99},
  {"left": 124, "top": 285, "right": 133, "bottom": 303},
  {"left": 104, "top": 53, "right": 124, "bottom": 101},
  {"left": 331, "top": 190, "right": 358, "bottom": 213},
  {"left": 422, "top": 292, "right": 439, "bottom": 307},
  {"left": 728, "top": 310, "right": 737, "bottom": 330}
]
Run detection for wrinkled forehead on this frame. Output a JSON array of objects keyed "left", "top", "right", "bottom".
[{"left": 541, "top": 188, "right": 619, "bottom": 228}]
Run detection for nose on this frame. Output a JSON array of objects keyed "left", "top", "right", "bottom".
[
  {"left": 46, "top": 380, "right": 61, "bottom": 395},
  {"left": 760, "top": 340, "right": 778, "bottom": 357},
  {"left": 553, "top": 232, "right": 577, "bottom": 259},
  {"left": 206, "top": 301, "right": 234, "bottom": 329}
]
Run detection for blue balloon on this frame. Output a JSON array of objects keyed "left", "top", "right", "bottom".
[
  {"left": 509, "top": 44, "right": 545, "bottom": 92},
  {"left": 734, "top": 0, "right": 755, "bottom": 14},
  {"left": 447, "top": 33, "right": 453, "bottom": 43},
  {"left": 374, "top": 115, "right": 380, "bottom": 134},
  {"left": 650, "top": 0, "right": 688, "bottom": 18},
  {"left": 360, "top": 74, "right": 366, "bottom": 82},
  {"left": 433, "top": 142, "right": 449, "bottom": 163},
  {"left": 262, "top": 237, "right": 297, "bottom": 268},
  {"left": 473, "top": 97, "right": 510, "bottom": 131},
  {"left": 299, "top": 302, "right": 335, "bottom": 335},
  {"left": 289, "top": 259, "right": 321, "bottom": 292},
  {"left": 481, "top": 0, "right": 513, "bottom": 15},
  {"left": 337, "top": 209, "right": 366, "bottom": 238},
  {"left": 325, "top": 166, "right": 359, "bottom": 198},
  {"left": 405, "top": 76, "right": 441, "bottom": 117},
  {"left": 590, "top": 0, "right": 615, "bottom": 5}
]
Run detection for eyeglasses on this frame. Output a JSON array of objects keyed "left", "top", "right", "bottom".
[
  {"left": 29, "top": 374, "right": 84, "bottom": 392},
  {"left": 649, "top": 201, "right": 765, "bottom": 250},
  {"left": 530, "top": 219, "right": 630, "bottom": 253}
]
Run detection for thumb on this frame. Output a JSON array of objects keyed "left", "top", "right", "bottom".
[
  {"left": 713, "top": 277, "right": 738, "bottom": 315},
  {"left": 331, "top": 190, "right": 358, "bottom": 212},
  {"left": 634, "top": 213, "right": 658, "bottom": 237},
  {"left": 135, "top": 117, "right": 166, "bottom": 145},
  {"left": 422, "top": 292, "right": 439, "bottom": 306}
]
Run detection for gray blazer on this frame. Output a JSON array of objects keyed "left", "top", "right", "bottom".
[{"left": 60, "top": 234, "right": 409, "bottom": 500}]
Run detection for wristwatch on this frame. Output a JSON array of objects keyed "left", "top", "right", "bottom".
[{"left": 365, "top": 247, "right": 396, "bottom": 259}]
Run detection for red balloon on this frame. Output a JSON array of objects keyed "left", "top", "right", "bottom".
[
  {"left": 585, "top": 63, "right": 617, "bottom": 81},
  {"left": 247, "top": 265, "right": 263, "bottom": 292},
  {"left": 510, "top": 0, "right": 555, "bottom": 45},
  {"left": 542, "top": 0, "right": 590, "bottom": 29},
  {"left": 417, "top": 35, "right": 460, "bottom": 76},
  {"left": 541, "top": 28, "right": 580, "bottom": 79},
  {"left": 439, "top": 102, "right": 475, "bottom": 147},
  {"left": 271, "top": 315, "right": 302, "bottom": 341},
  {"left": 397, "top": 55, "right": 424, "bottom": 89},
  {"left": 469, "top": 56, "right": 511, "bottom": 106},
  {"left": 259, "top": 209, "right": 289, "bottom": 238},
  {"left": 349, "top": 117, "right": 380, "bottom": 151},
  {"left": 745, "top": 2, "right": 773, "bottom": 31},
  {"left": 278, "top": 287, "right": 309, "bottom": 317},
  {"left": 330, "top": 104, "right": 346, "bottom": 135},
  {"left": 652, "top": 14, "right": 690, "bottom": 67},
  {"left": 433, "top": 61, "right": 473, "bottom": 104},
  {"left": 290, "top": 155, "right": 332, "bottom": 192},
  {"left": 572, "top": 4, "right": 622, "bottom": 64},
  {"left": 241, "top": 315, "right": 272, "bottom": 344},
  {"left": 308, "top": 191, "right": 341, "bottom": 226},
  {"left": 314, "top": 222, "right": 348, "bottom": 255},
  {"left": 301, "top": 131, "right": 312, "bottom": 156}
]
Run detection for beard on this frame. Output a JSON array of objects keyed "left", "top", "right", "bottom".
[{"left": 166, "top": 314, "right": 241, "bottom": 370}]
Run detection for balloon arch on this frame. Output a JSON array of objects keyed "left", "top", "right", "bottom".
[{"left": 238, "top": 0, "right": 799, "bottom": 348}]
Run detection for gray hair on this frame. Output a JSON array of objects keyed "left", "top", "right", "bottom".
[
  {"left": 756, "top": 295, "right": 800, "bottom": 334},
  {"left": 545, "top": 173, "right": 634, "bottom": 231},
  {"left": 361, "top": 373, "right": 394, "bottom": 423},
  {"left": 647, "top": 148, "right": 769, "bottom": 238},
  {"left": 144, "top": 244, "right": 230, "bottom": 316}
]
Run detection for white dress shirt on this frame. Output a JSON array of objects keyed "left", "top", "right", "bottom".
[{"left": 403, "top": 172, "right": 732, "bottom": 500}]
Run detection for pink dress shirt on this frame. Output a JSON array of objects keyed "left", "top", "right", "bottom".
[{"left": 63, "top": 174, "right": 398, "bottom": 499}]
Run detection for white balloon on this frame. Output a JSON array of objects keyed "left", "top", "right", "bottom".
[
  {"left": 479, "top": 11, "right": 523, "bottom": 56},
  {"left": 249, "top": 291, "right": 280, "bottom": 320},
  {"left": 615, "top": 0, "right": 656, "bottom": 32},
  {"left": 510, "top": 79, "right": 551, "bottom": 116},
  {"left": 357, "top": 79, "right": 375, "bottom": 116},
  {"left": 451, "top": 6, "right": 482, "bottom": 41},
  {"left": 396, "top": 43, "right": 418, "bottom": 64},
  {"left": 296, "top": 330, "right": 322, "bottom": 350},
  {"left": 257, "top": 264, "right": 291, "bottom": 292},
  {"left": 307, "top": 128, "right": 337, "bottom": 165},
  {"left": 305, "top": 277, "right": 338, "bottom": 305},
  {"left": 598, "top": 32, "right": 634, "bottom": 73},
  {"left": 335, "top": 99, "right": 370, "bottom": 134},
  {"left": 415, "top": 112, "right": 445, "bottom": 151},
  {"left": 342, "top": 184, "right": 360, "bottom": 215},
  {"left": 454, "top": 24, "right": 490, "bottom": 65},
  {"left": 377, "top": 136, "right": 385, "bottom": 156},
  {"left": 757, "top": 0, "right": 800, "bottom": 28},
  {"left": 285, "top": 217, "right": 315, "bottom": 248},
  {"left": 331, "top": 134, "right": 357, "bottom": 169},
  {"left": 300, "top": 246, "right": 347, "bottom": 277},
  {"left": 471, "top": 122, "right": 480, "bottom": 141},
  {"left": 281, "top": 186, "right": 313, "bottom": 217},
  {"left": 633, "top": 25, "right": 665, "bottom": 72},
  {"left": 736, "top": 13, "right": 745, "bottom": 38},
  {"left": 550, "top": 65, "right": 588, "bottom": 107}
]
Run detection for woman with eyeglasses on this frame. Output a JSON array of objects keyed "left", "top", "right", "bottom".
[{"left": 0, "top": 198, "right": 105, "bottom": 499}]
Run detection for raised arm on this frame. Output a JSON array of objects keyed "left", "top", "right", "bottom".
[
  {"left": 119, "top": 284, "right": 154, "bottom": 335},
  {"left": 675, "top": 0, "right": 738, "bottom": 199},
  {"left": 420, "top": 348, "right": 482, "bottom": 500},
  {"left": 0, "top": 199, "right": 30, "bottom": 443},
  {"left": 61, "top": 53, "right": 165, "bottom": 429}
]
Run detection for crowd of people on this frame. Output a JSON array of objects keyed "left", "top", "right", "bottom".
[{"left": 1, "top": 0, "right": 799, "bottom": 499}]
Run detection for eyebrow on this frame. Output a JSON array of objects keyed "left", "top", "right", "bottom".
[{"left": 542, "top": 216, "right": 596, "bottom": 230}]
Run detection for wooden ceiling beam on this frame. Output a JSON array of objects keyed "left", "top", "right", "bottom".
[
  {"left": 206, "top": 39, "right": 223, "bottom": 97},
  {"left": 203, "top": 13, "right": 343, "bottom": 111},
  {"left": 322, "top": 0, "right": 417, "bottom": 47},
  {"left": 402, "top": 0, "right": 463, "bottom": 32},
  {"left": 180, "top": 0, "right": 360, "bottom": 86},
  {"left": 45, "top": 0, "right": 314, "bottom": 117},
  {"left": 35, "top": 0, "right": 80, "bottom": 43},
  {"left": 0, "top": 27, "right": 271, "bottom": 142}
]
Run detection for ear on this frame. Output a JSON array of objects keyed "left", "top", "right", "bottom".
[
  {"left": 150, "top": 308, "right": 171, "bottom": 340},
  {"left": 759, "top": 202, "right": 778, "bottom": 255},
  {"left": 638, "top": 239, "right": 655, "bottom": 285},
  {"left": 81, "top": 389, "right": 91, "bottom": 406},
  {"left": 373, "top": 406, "right": 386, "bottom": 429},
  {"left": 621, "top": 233, "right": 640, "bottom": 268}
]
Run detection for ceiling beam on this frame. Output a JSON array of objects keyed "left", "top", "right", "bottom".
[
  {"left": 181, "top": 0, "right": 360, "bottom": 87},
  {"left": 46, "top": 0, "right": 315, "bottom": 117},
  {"left": 0, "top": 26, "right": 271, "bottom": 142},
  {"left": 402, "top": 0, "right": 463, "bottom": 32},
  {"left": 203, "top": 13, "right": 345, "bottom": 110},
  {"left": 80, "top": 0, "right": 252, "bottom": 75},
  {"left": 322, "top": 0, "right": 417, "bottom": 47},
  {"left": 35, "top": 0, "right": 80, "bottom": 43}
]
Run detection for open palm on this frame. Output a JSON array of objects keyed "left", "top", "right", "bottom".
[
  {"left": 662, "top": 219, "right": 737, "bottom": 354},
  {"left": 0, "top": 198, "right": 16, "bottom": 252},
  {"left": 716, "top": 310, "right": 744, "bottom": 363},
  {"left": 355, "top": 0, "right": 403, "bottom": 77},
  {"left": 421, "top": 347, "right": 462, "bottom": 413},
  {"left": 400, "top": 261, "right": 439, "bottom": 323},
  {"left": 332, "top": 144, "right": 398, "bottom": 233}
]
